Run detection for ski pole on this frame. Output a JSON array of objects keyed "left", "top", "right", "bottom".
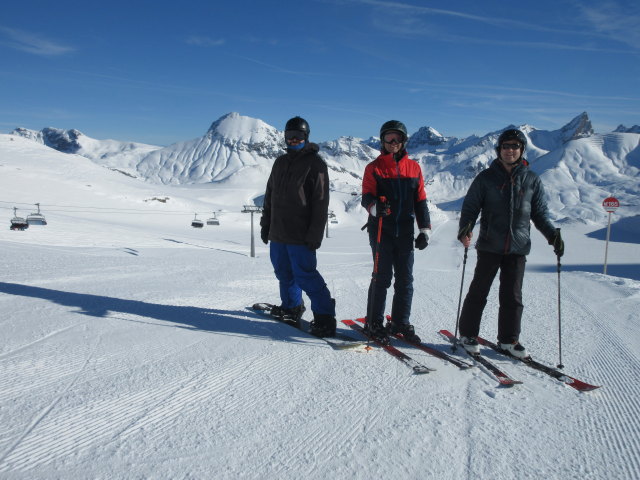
[
  {"left": 556, "top": 229, "right": 564, "bottom": 369},
  {"left": 452, "top": 246, "right": 468, "bottom": 352},
  {"left": 366, "top": 198, "right": 386, "bottom": 348}
]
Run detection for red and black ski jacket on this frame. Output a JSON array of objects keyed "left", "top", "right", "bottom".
[{"left": 362, "top": 151, "right": 431, "bottom": 236}]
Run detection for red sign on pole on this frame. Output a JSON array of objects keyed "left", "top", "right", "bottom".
[{"left": 602, "top": 197, "right": 619, "bottom": 213}]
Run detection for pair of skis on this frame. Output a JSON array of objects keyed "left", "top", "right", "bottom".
[
  {"left": 439, "top": 329, "right": 600, "bottom": 392},
  {"left": 250, "top": 303, "right": 367, "bottom": 351},
  {"left": 342, "top": 318, "right": 474, "bottom": 374},
  {"left": 344, "top": 317, "right": 599, "bottom": 391},
  {"left": 252, "top": 303, "right": 599, "bottom": 391}
]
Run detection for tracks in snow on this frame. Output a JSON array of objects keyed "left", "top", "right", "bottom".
[{"left": 564, "top": 288, "right": 640, "bottom": 479}]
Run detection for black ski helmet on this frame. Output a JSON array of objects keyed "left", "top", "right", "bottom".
[
  {"left": 496, "top": 128, "right": 527, "bottom": 155},
  {"left": 285, "top": 116, "right": 310, "bottom": 141},
  {"left": 380, "top": 120, "right": 408, "bottom": 142}
]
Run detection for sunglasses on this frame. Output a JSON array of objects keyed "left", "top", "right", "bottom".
[
  {"left": 501, "top": 143, "right": 522, "bottom": 150},
  {"left": 285, "top": 130, "right": 306, "bottom": 141},
  {"left": 383, "top": 137, "right": 403, "bottom": 145}
]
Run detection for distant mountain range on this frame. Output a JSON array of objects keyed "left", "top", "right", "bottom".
[{"left": 10, "top": 112, "right": 640, "bottom": 224}]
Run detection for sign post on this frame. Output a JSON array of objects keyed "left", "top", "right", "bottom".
[{"left": 602, "top": 197, "right": 619, "bottom": 275}]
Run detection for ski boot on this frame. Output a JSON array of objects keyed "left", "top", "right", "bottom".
[
  {"left": 498, "top": 341, "right": 529, "bottom": 359},
  {"left": 310, "top": 313, "right": 337, "bottom": 338},
  {"left": 364, "top": 318, "right": 390, "bottom": 345},
  {"left": 459, "top": 336, "right": 480, "bottom": 354},
  {"left": 270, "top": 303, "right": 306, "bottom": 328},
  {"left": 387, "top": 322, "right": 421, "bottom": 343}
]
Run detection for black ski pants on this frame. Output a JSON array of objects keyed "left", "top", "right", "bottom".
[
  {"left": 367, "top": 229, "right": 414, "bottom": 326},
  {"left": 458, "top": 251, "right": 526, "bottom": 344}
]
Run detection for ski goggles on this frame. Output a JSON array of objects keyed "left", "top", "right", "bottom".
[
  {"left": 285, "top": 130, "right": 306, "bottom": 141},
  {"left": 501, "top": 143, "right": 522, "bottom": 150}
]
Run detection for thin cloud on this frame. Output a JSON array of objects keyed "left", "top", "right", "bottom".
[
  {"left": 349, "top": 0, "right": 591, "bottom": 36},
  {"left": 428, "top": 30, "right": 635, "bottom": 54},
  {"left": 576, "top": 1, "right": 640, "bottom": 49},
  {"left": 185, "top": 35, "right": 226, "bottom": 47},
  {"left": 0, "top": 26, "right": 74, "bottom": 56},
  {"left": 347, "top": 0, "right": 638, "bottom": 48}
]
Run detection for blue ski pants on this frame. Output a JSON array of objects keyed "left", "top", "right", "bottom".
[{"left": 269, "top": 242, "right": 335, "bottom": 315}]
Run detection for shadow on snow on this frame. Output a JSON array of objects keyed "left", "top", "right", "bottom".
[
  {"left": 527, "top": 263, "right": 640, "bottom": 281},
  {"left": 585, "top": 215, "right": 640, "bottom": 245},
  {"left": 0, "top": 282, "right": 317, "bottom": 345}
]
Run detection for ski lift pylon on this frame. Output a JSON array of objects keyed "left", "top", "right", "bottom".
[
  {"left": 27, "top": 203, "right": 47, "bottom": 226},
  {"left": 10, "top": 207, "right": 29, "bottom": 231}
]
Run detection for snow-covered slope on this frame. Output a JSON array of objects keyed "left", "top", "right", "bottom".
[{"left": 1, "top": 132, "right": 639, "bottom": 479}]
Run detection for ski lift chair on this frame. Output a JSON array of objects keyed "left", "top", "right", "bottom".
[
  {"left": 26, "top": 203, "right": 47, "bottom": 226},
  {"left": 10, "top": 207, "right": 29, "bottom": 231},
  {"left": 206, "top": 212, "right": 220, "bottom": 226},
  {"left": 191, "top": 214, "right": 204, "bottom": 228}
]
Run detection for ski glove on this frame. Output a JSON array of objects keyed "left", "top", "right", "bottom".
[
  {"left": 550, "top": 229, "right": 564, "bottom": 257},
  {"left": 260, "top": 226, "right": 269, "bottom": 245},
  {"left": 368, "top": 198, "right": 391, "bottom": 217},
  {"left": 415, "top": 230, "right": 429, "bottom": 250},
  {"left": 305, "top": 240, "right": 321, "bottom": 251},
  {"left": 457, "top": 222, "right": 473, "bottom": 241}
]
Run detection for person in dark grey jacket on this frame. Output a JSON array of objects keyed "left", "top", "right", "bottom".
[
  {"left": 456, "top": 129, "right": 564, "bottom": 359},
  {"left": 260, "top": 116, "right": 336, "bottom": 337}
]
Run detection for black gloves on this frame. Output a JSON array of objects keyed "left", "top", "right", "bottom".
[
  {"left": 551, "top": 229, "right": 564, "bottom": 257},
  {"left": 261, "top": 226, "right": 269, "bottom": 245},
  {"left": 305, "top": 240, "right": 321, "bottom": 251},
  {"left": 457, "top": 222, "right": 473, "bottom": 241},
  {"left": 370, "top": 198, "right": 391, "bottom": 217},
  {"left": 415, "top": 231, "right": 429, "bottom": 250}
]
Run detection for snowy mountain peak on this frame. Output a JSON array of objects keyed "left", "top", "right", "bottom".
[
  {"left": 560, "top": 112, "right": 593, "bottom": 142},
  {"left": 206, "top": 112, "right": 280, "bottom": 145},
  {"left": 135, "top": 113, "right": 285, "bottom": 184},
  {"left": 614, "top": 124, "right": 640, "bottom": 134},
  {"left": 406, "top": 126, "right": 452, "bottom": 150},
  {"left": 12, "top": 126, "right": 84, "bottom": 153}
]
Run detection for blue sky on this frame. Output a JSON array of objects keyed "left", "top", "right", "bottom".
[{"left": 1, "top": 0, "right": 639, "bottom": 146}]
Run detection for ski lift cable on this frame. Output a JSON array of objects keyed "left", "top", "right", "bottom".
[
  {"left": 0, "top": 206, "right": 195, "bottom": 216},
  {"left": 0, "top": 200, "right": 221, "bottom": 216}
]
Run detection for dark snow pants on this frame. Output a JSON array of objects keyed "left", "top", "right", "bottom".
[
  {"left": 366, "top": 230, "right": 414, "bottom": 325},
  {"left": 458, "top": 250, "right": 526, "bottom": 344},
  {"left": 269, "top": 242, "right": 335, "bottom": 315}
]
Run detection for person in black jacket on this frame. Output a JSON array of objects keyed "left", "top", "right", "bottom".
[
  {"left": 260, "top": 116, "right": 336, "bottom": 337},
  {"left": 457, "top": 128, "right": 564, "bottom": 358}
]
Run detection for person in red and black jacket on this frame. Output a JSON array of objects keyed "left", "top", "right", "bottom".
[{"left": 361, "top": 120, "right": 431, "bottom": 344}]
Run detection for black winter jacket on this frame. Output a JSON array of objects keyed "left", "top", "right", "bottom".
[
  {"left": 260, "top": 143, "right": 329, "bottom": 247},
  {"left": 460, "top": 159, "right": 556, "bottom": 255}
]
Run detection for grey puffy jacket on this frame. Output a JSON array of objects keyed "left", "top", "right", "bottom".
[{"left": 460, "top": 159, "right": 556, "bottom": 255}]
